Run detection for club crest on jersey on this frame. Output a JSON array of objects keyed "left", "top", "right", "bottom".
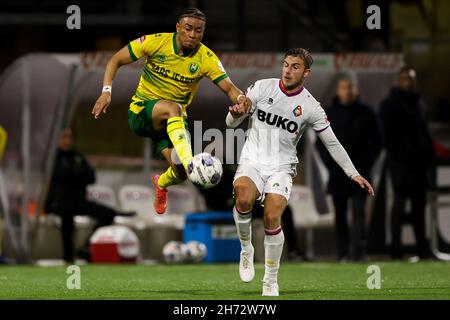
[
  {"left": 293, "top": 105, "right": 302, "bottom": 117},
  {"left": 155, "top": 54, "right": 165, "bottom": 63},
  {"left": 189, "top": 62, "right": 200, "bottom": 74}
]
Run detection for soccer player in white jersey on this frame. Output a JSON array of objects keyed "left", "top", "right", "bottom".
[{"left": 225, "top": 48, "right": 375, "bottom": 296}]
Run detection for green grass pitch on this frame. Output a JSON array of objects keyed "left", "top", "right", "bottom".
[{"left": 0, "top": 262, "right": 449, "bottom": 300}]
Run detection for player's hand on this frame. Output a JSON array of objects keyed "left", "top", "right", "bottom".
[
  {"left": 228, "top": 103, "right": 246, "bottom": 118},
  {"left": 352, "top": 175, "right": 375, "bottom": 196},
  {"left": 92, "top": 92, "right": 111, "bottom": 119},
  {"left": 237, "top": 94, "right": 252, "bottom": 113}
]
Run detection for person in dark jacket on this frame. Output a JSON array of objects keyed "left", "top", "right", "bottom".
[
  {"left": 379, "top": 67, "right": 435, "bottom": 260},
  {"left": 316, "top": 77, "right": 382, "bottom": 261},
  {"left": 45, "top": 128, "right": 134, "bottom": 263}
]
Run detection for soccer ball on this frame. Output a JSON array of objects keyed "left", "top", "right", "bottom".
[
  {"left": 162, "top": 241, "right": 188, "bottom": 263},
  {"left": 187, "top": 153, "right": 222, "bottom": 189},
  {"left": 185, "top": 240, "right": 208, "bottom": 263}
]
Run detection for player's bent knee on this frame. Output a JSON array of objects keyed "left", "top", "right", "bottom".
[
  {"left": 263, "top": 210, "right": 282, "bottom": 229},
  {"left": 236, "top": 197, "right": 254, "bottom": 213},
  {"left": 165, "top": 101, "right": 183, "bottom": 117},
  {"left": 234, "top": 186, "right": 255, "bottom": 212}
]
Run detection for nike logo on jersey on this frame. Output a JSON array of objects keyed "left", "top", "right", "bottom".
[{"left": 257, "top": 109, "right": 299, "bottom": 133}]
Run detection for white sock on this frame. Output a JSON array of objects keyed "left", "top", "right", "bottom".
[
  {"left": 264, "top": 227, "right": 284, "bottom": 282},
  {"left": 233, "top": 206, "right": 253, "bottom": 251}
]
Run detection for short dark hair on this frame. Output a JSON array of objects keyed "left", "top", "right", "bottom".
[
  {"left": 284, "top": 48, "right": 313, "bottom": 69},
  {"left": 178, "top": 8, "right": 207, "bottom": 22}
]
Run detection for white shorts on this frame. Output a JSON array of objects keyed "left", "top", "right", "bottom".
[{"left": 233, "top": 163, "right": 297, "bottom": 203}]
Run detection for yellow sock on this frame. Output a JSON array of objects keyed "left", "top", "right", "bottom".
[
  {"left": 167, "top": 116, "right": 193, "bottom": 169},
  {"left": 158, "top": 166, "right": 185, "bottom": 189}
]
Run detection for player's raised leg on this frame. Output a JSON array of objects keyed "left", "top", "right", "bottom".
[
  {"left": 151, "top": 100, "right": 193, "bottom": 170},
  {"left": 262, "top": 193, "right": 287, "bottom": 296},
  {"left": 152, "top": 148, "right": 188, "bottom": 214},
  {"left": 233, "top": 176, "right": 260, "bottom": 282}
]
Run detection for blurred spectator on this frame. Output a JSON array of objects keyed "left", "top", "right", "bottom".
[
  {"left": 316, "top": 77, "right": 382, "bottom": 262},
  {"left": 379, "top": 67, "right": 435, "bottom": 260},
  {"left": 45, "top": 128, "right": 134, "bottom": 263}
]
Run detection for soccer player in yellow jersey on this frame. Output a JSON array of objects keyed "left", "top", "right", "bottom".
[{"left": 92, "top": 8, "right": 248, "bottom": 214}]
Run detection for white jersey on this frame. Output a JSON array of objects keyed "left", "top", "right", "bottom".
[{"left": 239, "top": 78, "right": 329, "bottom": 168}]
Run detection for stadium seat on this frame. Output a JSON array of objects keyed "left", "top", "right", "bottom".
[
  {"left": 30, "top": 213, "right": 95, "bottom": 260},
  {"left": 117, "top": 184, "right": 183, "bottom": 261},
  {"left": 117, "top": 184, "right": 175, "bottom": 225},
  {"left": 87, "top": 184, "right": 118, "bottom": 209},
  {"left": 166, "top": 183, "right": 207, "bottom": 229},
  {"left": 289, "top": 185, "right": 335, "bottom": 258},
  {"left": 167, "top": 184, "right": 198, "bottom": 214},
  {"left": 29, "top": 184, "right": 117, "bottom": 260}
]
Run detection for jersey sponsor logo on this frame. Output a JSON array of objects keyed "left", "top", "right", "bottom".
[
  {"left": 189, "top": 62, "right": 200, "bottom": 74},
  {"left": 150, "top": 62, "right": 171, "bottom": 78},
  {"left": 136, "top": 35, "right": 146, "bottom": 44},
  {"left": 293, "top": 105, "right": 302, "bottom": 117},
  {"left": 256, "top": 109, "right": 299, "bottom": 134},
  {"left": 149, "top": 62, "right": 196, "bottom": 84},
  {"left": 171, "top": 72, "right": 196, "bottom": 84}
]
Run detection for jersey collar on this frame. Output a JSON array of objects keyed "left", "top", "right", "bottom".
[
  {"left": 172, "top": 32, "right": 200, "bottom": 57},
  {"left": 279, "top": 80, "right": 304, "bottom": 97}
]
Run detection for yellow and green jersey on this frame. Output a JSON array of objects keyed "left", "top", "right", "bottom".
[{"left": 127, "top": 32, "right": 228, "bottom": 116}]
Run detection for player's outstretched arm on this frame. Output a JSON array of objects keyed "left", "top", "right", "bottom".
[
  {"left": 91, "top": 46, "right": 135, "bottom": 119},
  {"left": 216, "top": 78, "right": 251, "bottom": 112},
  {"left": 317, "top": 127, "right": 375, "bottom": 196},
  {"left": 225, "top": 104, "right": 248, "bottom": 128},
  {"left": 351, "top": 175, "right": 375, "bottom": 196}
]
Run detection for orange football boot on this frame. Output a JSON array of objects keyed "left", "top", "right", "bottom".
[{"left": 151, "top": 174, "right": 168, "bottom": 214}]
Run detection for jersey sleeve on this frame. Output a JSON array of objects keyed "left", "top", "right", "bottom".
[
  {"left": 308, "top": 104, "right": 330, "bottom": 133},
  {"left": 127, "top": 34, "right": 161, "bottom": 61},
  {"left": 203, "top": 50, "right": 229, "bottom": 84},
  {"left": 245, "top": 80, "right": 263, "bottom": 113}
]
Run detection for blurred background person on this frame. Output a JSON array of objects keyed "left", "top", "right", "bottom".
[
  {"left": 45, "top": 128, "right": 135, "bottom": 263},
  {"left": 379, "top": 67, "right": 435, "bottom": 260},
  {"left": 316, "top": 77, "right": 382, "bottom": 262}
]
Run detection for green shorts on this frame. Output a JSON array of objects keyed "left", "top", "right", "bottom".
[{"left": 128, "top": 96, "right": 188, "bottom": 160}]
